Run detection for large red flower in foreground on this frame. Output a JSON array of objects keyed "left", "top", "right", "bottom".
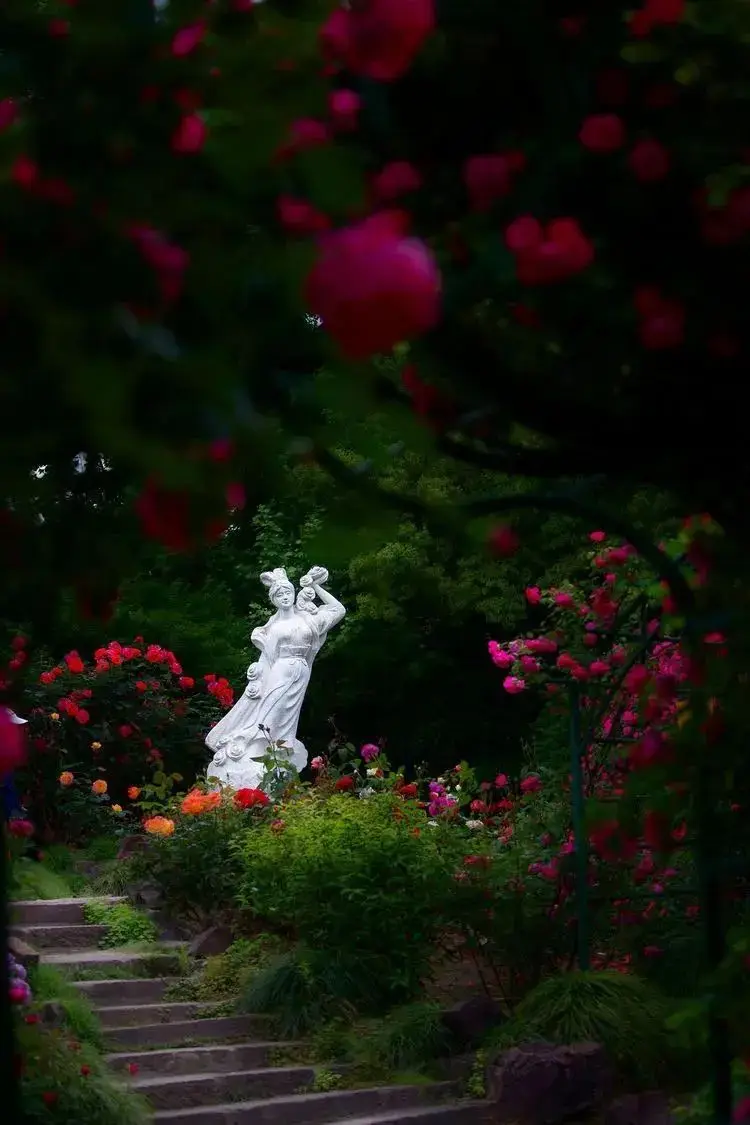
[{"left": 305, "top": 211, "right": 441, "bottom": 360}]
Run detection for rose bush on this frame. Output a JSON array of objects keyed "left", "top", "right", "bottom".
[
  {"left": 235, "top": 789, "right": 465, "bottom": 1008},
  {"left": 129, "top": 783, "right": 271, "bottom": 925},
  {"left": 8, "top": 638, "right": 230, "bottom": 840},
  {"left": 485, "top": 519, "right": 750, "bottom": 1068},
  {"left": 6, "top": 945, "right": 148, "bottom": 1124}
]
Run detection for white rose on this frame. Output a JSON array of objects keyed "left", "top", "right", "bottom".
[
  {"left": 426, "top": 820, "right": 438, "bottom": 828},
  {"left": 367, "top": 768, "right": 378, "bottom": 778},
  {"left": 465, "top": 820, "right": 484, "bottom": 830},
  {"left": 359, "top": 786, "right": 375, "bottom": 799}
]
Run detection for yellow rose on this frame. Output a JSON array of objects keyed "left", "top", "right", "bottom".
[
  {"left": 91, "top": 741, "right": 102, "bottom": 751},
  {"left": 50, "top": 712, "right": 60, "bottom": 721},
  {"left": 111, "top": 804, "right": 123, "bottom": 813}
]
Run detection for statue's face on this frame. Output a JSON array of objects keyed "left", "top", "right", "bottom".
[{"left": 271, "top": 582, "right": 295, "bottom": 609}]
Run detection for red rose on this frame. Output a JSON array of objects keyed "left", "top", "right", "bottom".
[
  {"left": 335, "top": 776, "right": 355, "bottom": 792},
  {"left": 398, "top": 783, "right": 418, "bottom": 799},
  {"left": 304, "top": 210, "right": 440, "bottom": 360},
  {"left": 233, "top": 788, "right": 270, "bottom": 809},
  {"left": 8, "top": 819, "right": 34, "bottom": 838},
  {"left": 579, "top": 113, "right": 625, "bottom": 153},
  {"left": 64, "top": 651, "right": 85, "bottom": 674}
]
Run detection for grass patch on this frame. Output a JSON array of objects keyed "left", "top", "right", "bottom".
[
  {"left": 486, "top": 970, "right": 700, "bottom": 1090},
  {"left": 166, "top": 936, "right": 286, "bottom": 1004},
  {"left": 41, "top": 845, "right": 89, "bottom": 894},
  {"left": 19, "top": 1015, "right": 149, "bottom": 1125},
  {"left": 30, "top": 963, "right": 105, "bottom": 1049},
  {"left": 63, "top": 949, "right": 188, "bottom": 982},
  {"left": 83, "top": 902, "right": 159, "bottom": 948},
  {"left": 11, "top": 859, "right": 75, "bottom": 901},
  {"left": 64, "top": 963, "right": 151, "bottom": 982},
  {"left": 306, "top": 1003, "right": 452, "bottom": 1083},
  {"left": 87, "top": 857, "right": 135, "bottom": 899},
  {"left": 240, "top": 946, "right": 376, "bottom": 1038},
  {"left": 353, "top": 1003, "right": 451, "bottom": 1072}
]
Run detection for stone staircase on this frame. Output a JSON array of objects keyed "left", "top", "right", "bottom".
[{"left": 11, "top": 897, "right": 491, "bottom": 1125}]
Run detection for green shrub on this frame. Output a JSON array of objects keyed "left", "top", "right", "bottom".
[
  {"left": 131, "top": 803, "right": 249, "bottom": 924},
  {"left": 236, "top": 794, "right": 460, "bottom": 1009},
  {"left": 83, "top": 903, "right": 158, "bottom": 948},
  {"left": 489, "top": 971, "right": 686, "bottom": 1089}
]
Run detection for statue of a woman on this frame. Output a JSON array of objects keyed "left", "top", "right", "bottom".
[{"left": 205, "top": 566, "right": 345, "bottom": 790}]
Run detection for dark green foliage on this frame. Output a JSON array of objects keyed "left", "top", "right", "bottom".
[
  {"left": 490, "top": 970, "right": 702, "bottom": 1090},
  {"left": 239, "top": 947, "right": 362, "bottom": 1038}
]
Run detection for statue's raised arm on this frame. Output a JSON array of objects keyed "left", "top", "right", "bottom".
[{"left": 299, "top": 566, "right": 346, "bottom": 632}]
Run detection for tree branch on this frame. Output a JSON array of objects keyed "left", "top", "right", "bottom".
[
  {"left": 315, "top": 447, "right": 696, "bottom": 617},
  {"left": 435, "top": 433, "right": 645, "bottom": 482}
]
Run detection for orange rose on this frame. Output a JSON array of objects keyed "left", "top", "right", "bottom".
[
  {"left": 180, "top": 789, "right": 221, "bottom": 816},
  {"left": 91, "top": 779, "right": 108, "bottom": 795},
  {"left": 127, "top": 786, "right": 141, "bottom": 801},
  {"left": 143, "top": 815, "right": 175, "bottom": 837},
  {"left": 59, "top": 771, "right": 74, "bottom": 787}
]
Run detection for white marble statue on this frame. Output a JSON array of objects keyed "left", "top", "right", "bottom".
[{"left": 205, "top": 566, "right": 346, "bottom": 790}]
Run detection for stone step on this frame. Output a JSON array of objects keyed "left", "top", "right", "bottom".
[
  {"left": 98, "top": 1001, "right": 217, "bottom": 1029},
  {"left": 152, "top": 1083, "right": 457, "bottom": 1125},
  {"left": 12, "top": 923, "right": 109, "bottom": 950},
  {"left": 132, "top": 1066, "right": 317, "bottom": 1110},
  {"left": 73, "top": 977, "right": 172, "bottom": 1006},
  {"left": 12, "top": 897, "right": 126, "bottom": 925},
  {"left": 41, "top": 946, "right": 184, "bottom": 976},
  {"left": 106, "top": 1014, "right": 274, "bottom": 1049},
  {"left": 322, "top": 1106, "right": 490, "bottom": 1125},
  {"left": 108, "top": 1042, "right": 296, "bottom": 1077}
]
